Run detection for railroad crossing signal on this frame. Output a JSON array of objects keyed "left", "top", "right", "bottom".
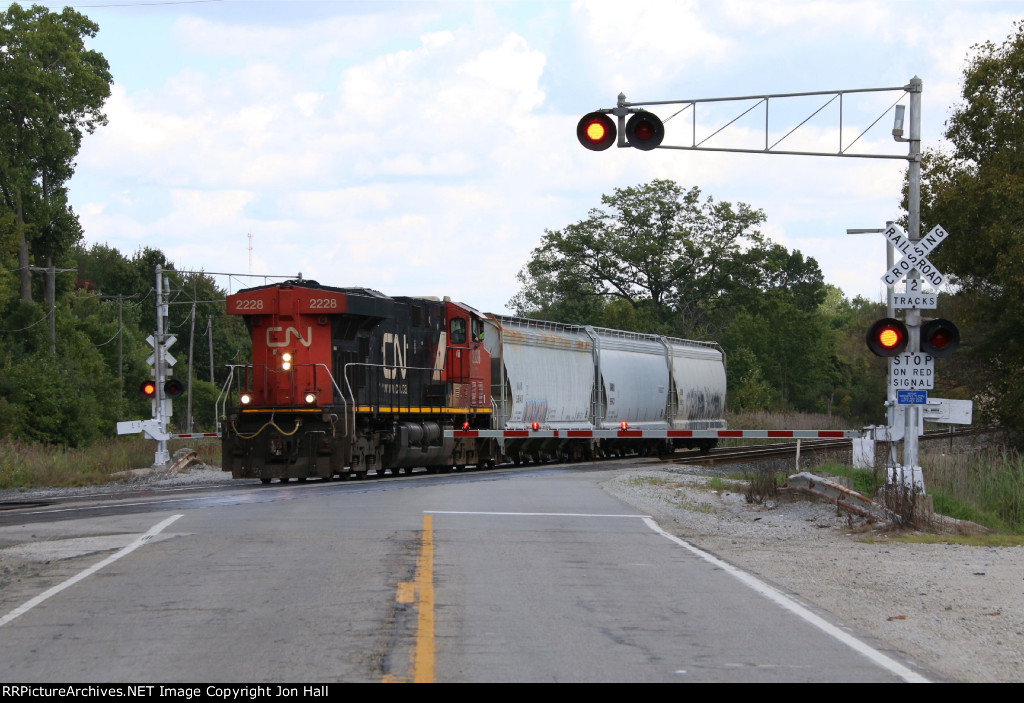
[
  {"left": 920, "top": 318, "right": 960, "bottom": 358},
  {"left": 624, "top": 111, "right": 665, "bottom": 150},
  {"left": 576, "top": 110, "right": 665, "bottom": 151},
  {"left": 163, "top": 378, "right": 185, "bottom": 399},
  {"left": 577, "top": 112, "right": 616, "bottom": 151},
  {"left": 880, "top": 223, "right": 948, "bottom": 289},
  {"left": 144, "top": 333, "right": 182, "bottom": 417},
  {"left": 866, "top": 318, "right": 908, "bottom": 357}
]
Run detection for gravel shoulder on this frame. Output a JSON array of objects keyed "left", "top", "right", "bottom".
[{"left": 602, "top": 462, "right": 1024, "bottom": 683}]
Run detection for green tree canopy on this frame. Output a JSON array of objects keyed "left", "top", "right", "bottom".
[
  {"left": 0, "top": 3, "right": 111, "bottom": 301},
  {"left": 920, "top": 20, "right": 1024, "bottom": 440},
  {"left": 511, "top": 179, "right": 825, "bottom": 339}
]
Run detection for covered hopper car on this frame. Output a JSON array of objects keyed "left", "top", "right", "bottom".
[{"left": 218, "top": 281, "right": 726, "bottom": 482}]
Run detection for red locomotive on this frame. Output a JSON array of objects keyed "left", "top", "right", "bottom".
[{"left": 220, "top": 281, "right": 494, "bottom": 482}]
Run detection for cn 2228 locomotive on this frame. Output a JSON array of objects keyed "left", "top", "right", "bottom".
[{"left": 219, "top": 281, "right": 726, "bottom": 482}]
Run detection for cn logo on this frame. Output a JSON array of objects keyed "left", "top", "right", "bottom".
[
  {"left": 267, "top": 327, "right": 312, "bottom": 348},
  {"left": 382, "top": 332, "right": 408, "bottom": 380}
]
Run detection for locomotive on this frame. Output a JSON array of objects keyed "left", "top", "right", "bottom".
[{"left": 218, "top": 280, "right": 726, "bottom": 482}]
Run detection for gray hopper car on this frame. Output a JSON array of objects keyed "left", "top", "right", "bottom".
[{"left": 484, "top": 315, "right": 727, "bottom": 462}]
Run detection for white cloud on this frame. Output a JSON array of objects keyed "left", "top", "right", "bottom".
[
  {"left": 572, "top": 0, "right": 736, "bottom": 95},
  {"left": 69, "top": 2, "right": 1022, "bottom": 313}
]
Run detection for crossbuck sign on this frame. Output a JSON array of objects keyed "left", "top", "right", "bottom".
[{"left": 881, "top": 223, "right": 949, "bottom": 288}]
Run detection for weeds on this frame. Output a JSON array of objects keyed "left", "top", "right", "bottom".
[
  {"left": 745, "top": 463, "right": 782, "bottom": 504},
  {"left": 707, "top": 476, "right": 745, "bottom": 493},
  {"left": 0, "top": 436, "right": 221, "bottom": 491},
  {"left": 921, "top": 446, "right": 1024, "bottom": 534},
  {"left": 671, "top": 496, "right": 716, "bottom": 513}
]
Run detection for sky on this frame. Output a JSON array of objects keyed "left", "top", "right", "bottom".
[{"left": 24, "top": 0, "right": 1023, "bottom": 314}]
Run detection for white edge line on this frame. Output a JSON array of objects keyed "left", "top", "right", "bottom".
[
  {"left": 641, "top": 517, "right": 930, "bottom": 683},
  {"left": 0, "top": 514, "right": 184, "bottom": 629}
]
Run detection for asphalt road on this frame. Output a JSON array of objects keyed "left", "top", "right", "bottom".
[{"left": 0, "top": 465, "right": 925, "bottom": 682}]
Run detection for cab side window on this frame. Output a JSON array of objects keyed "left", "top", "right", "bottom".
[
  {"left": 450, "top": 317, "right": 467, "bottom": 344},
  {"left": 472, "top": 319, "right": 484, "bottom": 342}
]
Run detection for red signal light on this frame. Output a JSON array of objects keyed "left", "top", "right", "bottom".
[
  {"left": 531, "top": 421, "right": 540, "bottom": 431},
  {"left": 577, "top": 112, "right": 616, "bottom": 151},
  {"left": 164, "top": 379, "right": 185, "bottom": 399},
  {"left": 866, "top": 318, "right": 909, "bottom": 357},
  {"left": 140, "top": 381, "right": 157, "bottom": 398},
  {"left": 920, "top": 319, "right": 960, "bottom": 358},
  {"left": 625, "top": 111, "right": 665, "bottom": 151}
]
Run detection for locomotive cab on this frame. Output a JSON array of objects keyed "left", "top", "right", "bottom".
[{"left": 220, "top": 282, "right": 493, "bottom": 482}]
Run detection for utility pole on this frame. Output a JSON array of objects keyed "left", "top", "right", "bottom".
[
  {"left": 28, "top": 262, "right": 76, "bottom": 354},
  {"left": 187, "top": 301, "right": 196, "bottom": 434}
]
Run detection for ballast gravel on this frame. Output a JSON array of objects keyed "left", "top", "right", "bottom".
[{"left": 602, "top": 463, "right": 1024, "bottom": 683}]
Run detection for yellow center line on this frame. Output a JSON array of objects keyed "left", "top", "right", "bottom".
[{"left": 413, "top": 514, "right": 435, "bottom": 683}]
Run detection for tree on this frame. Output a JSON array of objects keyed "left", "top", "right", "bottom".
[
  {"left": 919, "top": 21, "right": 1024, "bottom": 440},
  {"left": 512, "top": 180, "right": 764, "bottom": 337},
  {"left": 0, "top": 4, "right": 111, "bottom": 302},
  {"left": 511, "top": 180, "right": 825, "bottom": 339}
]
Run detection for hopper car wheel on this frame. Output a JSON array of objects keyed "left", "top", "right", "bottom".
[
  {"left": 260, "top": 478, "right": 271, "bottom": 485},
  {"left": 279, "top": 477, "right": 290, "bottom": 483},
  {"left": 298, "top": 477, "right": 307, "bottom": 483}
]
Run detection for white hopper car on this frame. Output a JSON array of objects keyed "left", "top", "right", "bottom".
[{"left": 484, "top": 315, "right": 727, "bottom": 462}]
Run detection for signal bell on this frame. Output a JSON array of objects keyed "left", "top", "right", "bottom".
[
  {"left": 920, "top": 319, "right": 960, "bottom": 358},
  {"left": 577, "top": 112, "right": 616, "bottom": 151},
  {"left": 866, "top": 318, "right": 908, "bottom": 357},
  {"left": 625, "top": 111, "right": 665, "bottom": 150}
]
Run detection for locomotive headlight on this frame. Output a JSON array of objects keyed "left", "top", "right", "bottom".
[
  {"left": 240, "top": 393, "right": 252, "bottom": 405},
  {"left": 281, "top": 352, "right": 293, "bottom": 371},
  {"left": 304, "top": 392, "right": 317, "bottom": 404}
]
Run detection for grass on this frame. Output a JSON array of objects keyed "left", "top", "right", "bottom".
[
  {"left": 0, "top": 436, "right": 221, "bottom": 491},
  {"left": 707, "top": 475, "right": 745, "bottom": 493},
  {"left": 920, "top": 445, "right": 1024, "bottom": 535},
  {"left": 810, "top": 461, "right": 878, "bottom": 496}
]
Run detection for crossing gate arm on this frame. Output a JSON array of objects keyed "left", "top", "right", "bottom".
[{"left": 447, "top": 429, "right": 863, "bottom": 439}]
